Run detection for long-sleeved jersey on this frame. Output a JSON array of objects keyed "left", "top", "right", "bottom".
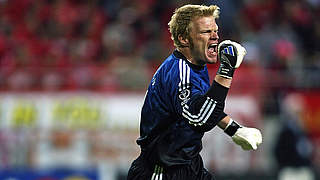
[{"left": 137, "top": 50, "right": 228, "bottom": 167}]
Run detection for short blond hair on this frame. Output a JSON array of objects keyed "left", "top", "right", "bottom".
[{"left": 168, "top": 4, "right": 220, "bottom": 48}]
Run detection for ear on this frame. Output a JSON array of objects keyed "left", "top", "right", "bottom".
[{"left": 178, "top": 34, "right": 189, "bottom": 47}]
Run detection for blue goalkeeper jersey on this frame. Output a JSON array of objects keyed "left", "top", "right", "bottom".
[{"left": 137, "top": 50, "right": 227, "bottom": 167}]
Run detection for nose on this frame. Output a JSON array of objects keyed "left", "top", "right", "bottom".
[{"left": 211, "top": 31, "right": 219, "bottom": 40}]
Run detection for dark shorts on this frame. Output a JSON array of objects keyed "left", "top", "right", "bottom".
[{"left": 127, "top": 154, "right": 215, "bottom": 180}]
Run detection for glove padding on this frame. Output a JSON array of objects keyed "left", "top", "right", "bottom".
[
  {"left": 217, "top": 40, "right": 247, "bottom": 79},
  {"left": 232, "top": 127, "right": 262, "bottom": 150}
]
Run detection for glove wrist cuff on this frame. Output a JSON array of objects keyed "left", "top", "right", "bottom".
[
  {"left": 224, "top": 119, "right": 241, "bottom": 136},
  {"left": 217, "top": 63, "right": 235, "bottom": 79}
]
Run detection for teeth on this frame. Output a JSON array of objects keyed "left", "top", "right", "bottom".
[
  {"left": 208, "top": 43, "right": 218, "bottom": 53},
  {"left": 209, "top": 43, "right": 217, "bottom": 48}
]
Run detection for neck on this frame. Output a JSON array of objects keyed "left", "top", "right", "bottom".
[
  {"left": 177, "top": 47, "right": 194, "bottom": 64},
  {"left": 177, "top": 48, "right": 205, "bottom": 66}
]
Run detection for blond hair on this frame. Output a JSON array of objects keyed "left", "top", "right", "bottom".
[{"left": 168, "top": 4, "right": 220, "bottom": 48}]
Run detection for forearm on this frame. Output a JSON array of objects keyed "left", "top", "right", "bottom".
[
  {"left": 185, "top": 79, "right": 230, "bottom": 132},
  {"left": 217, "top": 115, "right": 231, "bottom": 130},
  {"left": 186, "top": 75, "right": 231, "bottom": 131},
  {"left": 214, "top": 75, "right": 233, "bottom": 129},
  {"left": 214, "top": 75, "right": 232, "bottom": 88}
]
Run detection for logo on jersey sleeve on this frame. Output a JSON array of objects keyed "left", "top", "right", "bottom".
[
  {"left": 179, "top": 89, "right": 190, "bottom": 106},
  {"left": 178, "top": 59, "right": 191, "bottom": 106}
]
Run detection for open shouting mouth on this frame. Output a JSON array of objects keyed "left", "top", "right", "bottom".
[{"left": 208, "top": 43, "right": 218, "bottom": 57}]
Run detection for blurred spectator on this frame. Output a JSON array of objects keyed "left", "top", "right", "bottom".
[{"left": 274, "top": 93, "right": 315, "bottom": 180}]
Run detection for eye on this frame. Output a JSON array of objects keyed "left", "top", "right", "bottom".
[{"left": 201, "top": 30, "right": 211, "bottom": 34}]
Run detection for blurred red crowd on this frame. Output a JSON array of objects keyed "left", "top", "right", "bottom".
[
  {"left": 0, "top": 0, "right": 320, "bottom": 92},
  {"left": 0, "top": 0, "right": 172, "bottom": 91}
]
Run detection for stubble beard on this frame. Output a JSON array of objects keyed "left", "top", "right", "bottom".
[{"left": 188, "top": 37, "right": 206, "bottom": 66}]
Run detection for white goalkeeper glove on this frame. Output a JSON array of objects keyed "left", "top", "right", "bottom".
[
  {"left": 217, "top": 40, "right": 247, "bottom": 79},
  {"left": 232, "top": 127, "right": 262, "bottom": 150},
  {"left": 224, "top": 119, "right": 262, "bottom": 151}
]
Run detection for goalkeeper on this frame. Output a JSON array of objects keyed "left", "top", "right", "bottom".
[{"left": 127, "top": 4, "right": 262, "bottom": 180}]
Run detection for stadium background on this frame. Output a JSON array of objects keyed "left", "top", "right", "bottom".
[{"left": 0, "top": 0, "right": 320, "bottom": 179}]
